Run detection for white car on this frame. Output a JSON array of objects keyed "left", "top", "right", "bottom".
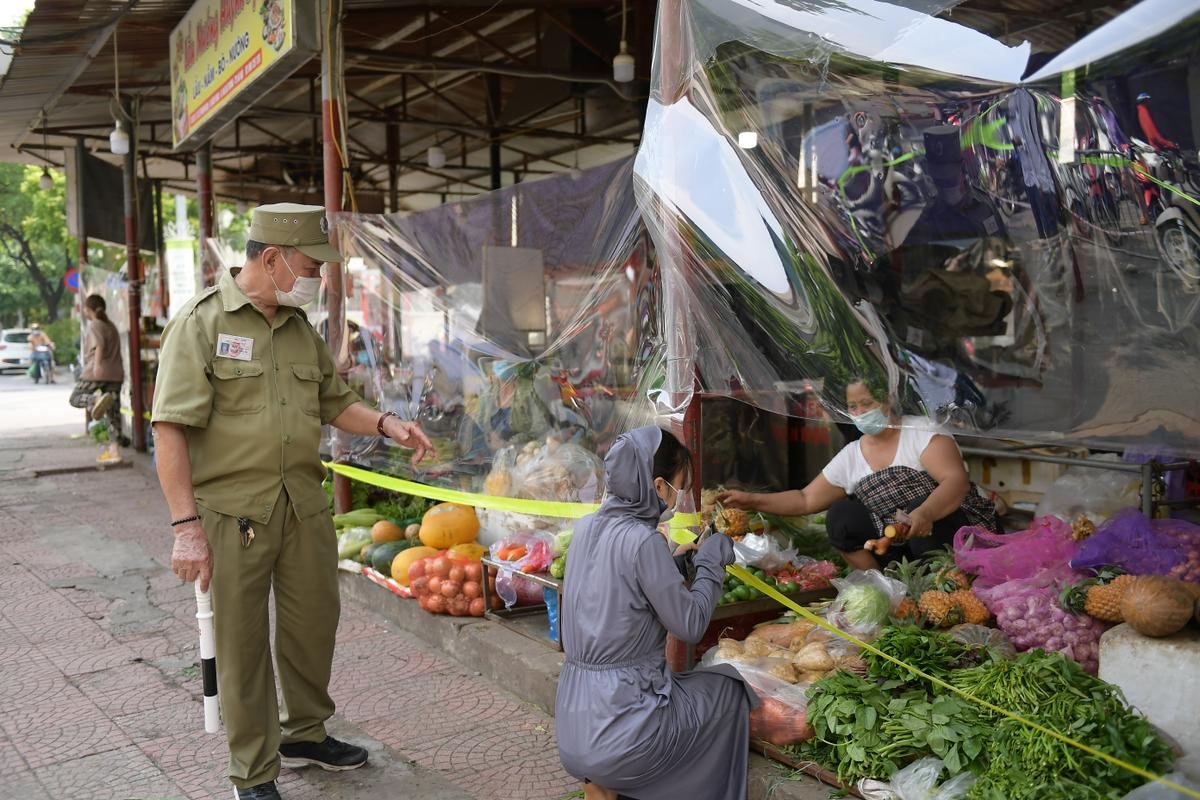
[{"left": 0, "top": 328, "right": 33, "bottom": 372}]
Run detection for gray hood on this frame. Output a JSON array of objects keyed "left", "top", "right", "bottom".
[{"left": 601, "top": 426, "right": 668, "bottom": 525}]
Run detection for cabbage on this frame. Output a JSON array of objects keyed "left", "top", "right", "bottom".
[
  {"left": 337, "top": 527, "right": 373, "bottom": 560},
  {"left": 839, "top": 583, "right": 892, "bottom": 628},
  {"left": 553, "top": 528, "right": 574, "bottom": 557}
]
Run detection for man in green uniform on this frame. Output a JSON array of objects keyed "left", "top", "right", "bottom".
[{"left": 151, "top": 203, "right": 433, "bottom": 800}]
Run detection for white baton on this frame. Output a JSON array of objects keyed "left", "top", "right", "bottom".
[{"left": 194, "top": 584, "right": 220, "bottom": 734}]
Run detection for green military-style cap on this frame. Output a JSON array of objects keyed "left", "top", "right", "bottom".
[{"left": 247, "top": 202, "right": 343, "bottom": 263}]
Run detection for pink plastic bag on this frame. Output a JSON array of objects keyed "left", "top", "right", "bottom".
[
  {"left": 954, "top": 516, "right": 1078, "bottom": 589},
  {"left": 974, "top": 564, "right": 1107, "bottom": 675}
]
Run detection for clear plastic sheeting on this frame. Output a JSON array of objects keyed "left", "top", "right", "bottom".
[
  {"left": 636, "top": 0, "right": 1200, "bottom": 448},
  {"left": 331, "top": 158, "right": 653, "bottom": 527}
]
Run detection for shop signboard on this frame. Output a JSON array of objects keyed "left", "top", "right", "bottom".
[{"left": 169, "top": 0, "right": 318, "bottom": 149}]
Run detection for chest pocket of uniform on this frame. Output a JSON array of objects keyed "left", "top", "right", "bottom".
[
  {"left": 291, "top": 363, "right": 322, "bottom": 417},
  {"left": 211, "top": 360, "right": 265, "bottom": 415}
]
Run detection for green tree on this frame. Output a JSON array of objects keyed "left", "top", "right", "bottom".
[{"left": 0, "top": 163, "right": 74, "bottom": 324}]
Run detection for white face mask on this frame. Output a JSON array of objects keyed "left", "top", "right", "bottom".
[{"left": 270, "top": 250, "right": 323, "bottom": 307}]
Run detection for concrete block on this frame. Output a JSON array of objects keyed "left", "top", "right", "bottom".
[{"left": 1100, "top": 623, "right": 1200, "bottom": 780}]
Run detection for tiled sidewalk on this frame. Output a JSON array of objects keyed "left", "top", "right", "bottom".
[{"left": 0, "top": 429, "right": 579, "bottom": 800}]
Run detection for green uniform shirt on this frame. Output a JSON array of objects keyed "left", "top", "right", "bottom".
[{"left": 152, "top": 268, "right": 359, "bottom": 523}]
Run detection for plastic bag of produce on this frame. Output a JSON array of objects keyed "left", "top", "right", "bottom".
[
  {"left": 408, "top": 553, "right": 490, "bottom": 617},
  {"left": 858, "top": 757, "right": 975, "bottom": 800},
  {"left": 491, "top": 532, "right": 554, "bottom": 608},
  {"left": 826, "top": 569, "right": 907, "bottom": 640},
  {"left": 954, "top": 516, "right": 1077, "bottom": 589},
  {"left": 1119, "top": 773, "right": 1200, "bottom": 800},
  {"left": 733, "top": 532, "right": 798, "bottom": 572},
  {"left": 1034, "top": 458, "right": 1140, "bottom": 524},
  {"left": 974, "top": 564, "right": 1107, "bottom": 674},
  {"left": 1071, "top": 508, "right": 1199, "bottom": 582},
  {"left": 700, "top": 640, "right": 815, "bottom": 746}
]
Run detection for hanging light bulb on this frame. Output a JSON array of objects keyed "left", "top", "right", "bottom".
[
  {"left": 427, "top": 145, "right": 447, "bottom": 170},
  {"left": 613, "top": 0, "right": 635, "bottom": 83},
  {"left": 737, "top": 131, "right": 759, "bottom": 149},
  {"left": 109, "top": 119, "right": 129, "bottom": 155},
  {"left": 38, "top": 168, "right": 53, "bottom": 191}
]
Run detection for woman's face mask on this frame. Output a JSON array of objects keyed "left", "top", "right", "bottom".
[{"left": 852, "top": 407, "right": 890, "bottom": 436}]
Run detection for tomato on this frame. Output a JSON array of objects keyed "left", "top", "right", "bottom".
[
  {"left": 462, "top": 581, "right": 482, "bottom": 599},
  {"left": 441, "top": 580, "right": 462, "bottom": 599},
  {"left": 469, "top": 597, "right": 486, "bottom": 617},
  {"left": 448, "top": 565, "right": 466, "bottom": 584}
]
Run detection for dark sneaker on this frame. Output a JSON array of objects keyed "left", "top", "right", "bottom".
[
  {"left": 279, "top": 736, "right": 368, "bottom": 772},
  {"left": 91, "top": 392, "right": 115, "bottom": 421},
  {"left": 234, "top": 781, "right": 281, "bottom": 800}
]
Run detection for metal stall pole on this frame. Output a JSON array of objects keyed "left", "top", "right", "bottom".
[
  {"left": 196, "top": 142, "right": 215, "bottom": 287},
  {"left": 322, "top": 0, "right": 352, "bottom": 515},
  {"left": 122, "top": 98, "right": 147, "bottom": 452}
]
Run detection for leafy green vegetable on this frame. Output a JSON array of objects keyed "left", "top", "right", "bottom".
[
  {"left": 840, "top": 582, "right": 892, "bottom": 629},
  {"left": 865, "top": 626, "right": 992, "bottom": 687}
]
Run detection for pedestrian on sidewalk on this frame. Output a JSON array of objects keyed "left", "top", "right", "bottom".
[
  {"left": 556, "top": 426, "right": 756, "bottom": 800},
  {"left": 68, "top": 294, "right": 129, "bottom": 463},
  {"left": 150, "top": 203, "right": 434, "bottom": 800}
]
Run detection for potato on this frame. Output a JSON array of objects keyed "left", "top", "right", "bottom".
[{"left": 792, "top": 642, "right": 835, "bottom": 673}]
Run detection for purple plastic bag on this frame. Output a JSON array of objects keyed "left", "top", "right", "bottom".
[{"left": 1070, "top": 508, "right": 1188, "bottom": 576}]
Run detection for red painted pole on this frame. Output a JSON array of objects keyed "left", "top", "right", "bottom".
[{"left": 196, "top": 143, "right": 215, "bottom": 287}]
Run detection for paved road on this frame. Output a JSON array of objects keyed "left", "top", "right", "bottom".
[
  {"left": 0, "top": 428, "right": 578, "bottom": 799},
  {"left": 0, "top": 371, "right": 81, "bottom": 433}
]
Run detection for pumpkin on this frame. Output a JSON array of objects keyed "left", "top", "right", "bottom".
[
  {"left": 371, "top": 520, "right": 405, "bottom": 544},
  {"left": 418, "top": 503, "right": 480, "bottom": 549},
  {"left": 1119, "top": 576, "right": 1194, "bottom": 638},
  {"left": 391, "top": 546, "right": 441, "bottom": 585},
  {"left": 448, "top": 542, "right": 487, "bottom": 563}
]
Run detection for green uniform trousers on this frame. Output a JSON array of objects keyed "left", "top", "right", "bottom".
[{"left": 199, "top": 488, "right": 339, "bottom": 789}]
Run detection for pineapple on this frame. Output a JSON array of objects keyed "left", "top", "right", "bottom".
[
  {"left": 925, "top": 547, "right": 971, "bottom": 591},
  {"left": 918, "top": 590, "right": 962, "bottom": 627},
  {"left": 1071, "top": 515, "right": 1097, "bottom": 542},
  {"left": 715, "top": 508, "right": 749, "bottom": 537},
  {"left": 948, "top": 590, "right": 990, "bottom": 625},
  {"left": 1060, "top": 569, "right": 1134, "bottom": 623},
  {"left": 895, "top": 597, "right": 921, "bottom": 623}
]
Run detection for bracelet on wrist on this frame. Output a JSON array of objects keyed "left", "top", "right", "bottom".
[
  {"left": 171, "top": 515, "right": 201, "bottom": 528},
  {"left": 377, "top": 410, "right": 399, "bottom": 437}
]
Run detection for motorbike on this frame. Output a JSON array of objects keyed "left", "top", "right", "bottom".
[
  {"left": 1149, "top": 147, "right": 1200, "bottom": 288},
  {"left": 30, "top": 345, "right": 54, "bottom": 384}
]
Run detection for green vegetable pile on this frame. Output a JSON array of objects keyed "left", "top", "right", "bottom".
[
  {"left": 374, "top": 493, "right": 434, "bottom": 524},
  {"left": 787, "top": 627, "right": 1173, "bottom": 798},
  {"left": 720, "top": 568, "right": 775, "bottom": 606}
]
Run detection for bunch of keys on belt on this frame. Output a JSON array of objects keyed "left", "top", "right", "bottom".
[{"left": 237, "top": 517, "right": 255, "bottom": 549}]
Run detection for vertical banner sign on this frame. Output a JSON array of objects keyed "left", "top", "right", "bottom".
[
  {"left": 170, "top": 0, "right": 306, "bottom": 149},
  {"left": 165, "top": 238, "right": 198, "bottom": 319}
]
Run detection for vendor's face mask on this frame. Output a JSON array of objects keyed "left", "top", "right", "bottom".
[
  {"left": 852, "top": 407, "right": 890, "bottom": 436},
  {"left": 270, "top": 250, "right": 324, "bottom": 307}
]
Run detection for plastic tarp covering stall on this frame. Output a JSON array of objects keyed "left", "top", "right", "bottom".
[
  {"left": 332, "top": 157, "right": 654, "bottom": 541},
  {"left": 635, "top": 0, "right": 1200, "bottom": 449}
]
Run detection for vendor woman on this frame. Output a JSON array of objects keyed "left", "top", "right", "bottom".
[
  {"left": 720, "top": 376, "right": 998, "bottom": 571},
  {"left": 557, "top": 426, "right": 757, "bottom": 800}
]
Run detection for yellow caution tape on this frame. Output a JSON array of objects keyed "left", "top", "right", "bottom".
[
  {"left": 727, "top": 564, "right": 1200, "bottom": 800},
  {"left": 120, "top": 406, "right": 152, "bottom": 421},
  {"left": 324, "top": 461, "right": 600, "bottom": 519},
  {"left": 669, "top": 512, "right": 703, "bottom": 544}
]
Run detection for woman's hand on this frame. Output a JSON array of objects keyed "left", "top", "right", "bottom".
[
  {"left": 699, "top": 530, "right": 735, "bottom": 567},
  {"left": 902, "top": 507, "right": 934, "bottom": 539},
  {"left": 715, "top": 489, "right": 756, "bottom": 511}
]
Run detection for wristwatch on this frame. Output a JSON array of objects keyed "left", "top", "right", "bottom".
[{"left": 377, "top": 410, "right": 399, "bottom": 437}]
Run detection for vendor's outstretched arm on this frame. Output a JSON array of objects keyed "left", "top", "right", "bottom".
[
  {"left": 635, "top": 533, "right": 733, "bottom": 644},
  {"left": 718, "top": 474, "right": 845, "bottom": 516}
]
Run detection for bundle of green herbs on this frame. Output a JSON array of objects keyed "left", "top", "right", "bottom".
[{"left": 785, "top": 627, "right": 1173, "bottom": 798}]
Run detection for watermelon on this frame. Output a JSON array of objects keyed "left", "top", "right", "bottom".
[{"left": 370, "top": 541, "right": 413, "bottom": 574}]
